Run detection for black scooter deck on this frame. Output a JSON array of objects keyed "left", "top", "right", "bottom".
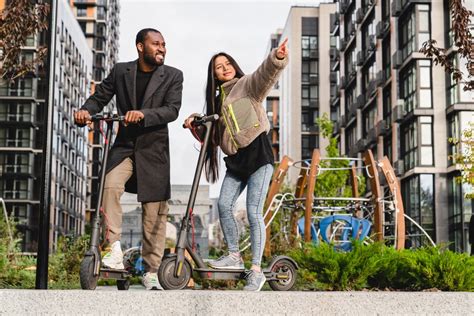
[{"left": 99, "top": 267, "right": 129, "bottom": 280}]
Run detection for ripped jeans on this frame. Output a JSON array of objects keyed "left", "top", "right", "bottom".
[{"left": 217, "top": 164, "right": 274, "bottom": 266}]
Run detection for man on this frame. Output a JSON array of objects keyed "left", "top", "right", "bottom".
[{"left": 75, "top": 28, "right": 183, "bottom": 290}]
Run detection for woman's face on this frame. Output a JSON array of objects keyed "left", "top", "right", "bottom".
[{"left": 214, "top": 56, "right": 236, "bottom": 82}]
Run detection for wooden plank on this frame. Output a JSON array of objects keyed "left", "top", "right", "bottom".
[
  {"left": 378, "top": 156, "right": 406, "bottom": 250},
  {"left": 362, "top": 150, "right": 384, "bottom": 241},
  {"left": 289, "top": 165, "right": 309, "bottom": 245},
  {"left": 304, "top": 149, "right": 320, "bottom": 242}
]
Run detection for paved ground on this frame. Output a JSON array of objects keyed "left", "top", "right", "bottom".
[{"left": 0, "top": 287, "right": 473, "bottom": 315}]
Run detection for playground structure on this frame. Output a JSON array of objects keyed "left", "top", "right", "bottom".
[{"left": 255, "top": 149, "right": 435, "bottom": 256}]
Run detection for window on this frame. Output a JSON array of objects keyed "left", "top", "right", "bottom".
[
  {"left": 301, "top": 108, "right": 318, "bottom": 132},
  {"left": 301, "top": 60, "right": 318, "bottom": 84},
  {"left": 345, "top": 126, "right": 357, "bottom": 155},
  {"left": 401, "top": 120, "right": 417, "bottom": 171},
  {"left": 382, "top": 36, "right": 391, "bottom": 81},
  {"left": 77, "top": 7, "right": 87, "bottom": 17},
  {"left": 0, "top": 78, "right": 33, "bottom": 97},
  {"left": 399, "top": 5, "right": 431, "bottom": 62},
  {"left": 0, "top": 153, "right": 31, "bottom": 174},
  {"left": 1, "top": 179, "right": 29, "bottom": 199},
  {"left": 402, "top": 174, "right": 436, "bottom": 246},
  {"left": 446, "top": 55, "right": 473, "bottom": 105},
  {"left": 400, "top": 62, "right": 417, "bottom": 112},
  {"left": 401, "top": 116, "right": 433, "bottom": 171},
  {"left": 301, "top": 85, "right": 318, "bottom": 107},
  {"left": 302, "top": 135, "right": 318, "bottom": 160},
  {"left": 0, "top": 101, "right": 33, "bottom": 122},
  {"left": 448, "top": 173, "right": 473, "bottom": 253},
  {"left": 362, "top": 102, "right": 377, "bottom": 135},
  {"left": 0, "top": 127, "right": 32, "bottom": 147},
  {"left": 301, "top": 36, "right": 318, "bottom": 59},
  {"left": 383, "top": 87, "right": 391, "bottom": 126}
]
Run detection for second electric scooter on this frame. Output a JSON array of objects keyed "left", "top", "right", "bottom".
[
  {"left": 79, "top": 114, "right": 131, "bottom": 290},
  {"left": 158, "top": 114, "right": 298, "bottom": 291}
]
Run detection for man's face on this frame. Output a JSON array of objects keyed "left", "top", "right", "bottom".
[{"left": 138, "top": 31, "right": 166, "bottom": 66}]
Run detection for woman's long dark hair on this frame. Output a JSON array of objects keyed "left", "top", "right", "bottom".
[{"left": 204, "top": 52, "right": 245, "bottom": 183}]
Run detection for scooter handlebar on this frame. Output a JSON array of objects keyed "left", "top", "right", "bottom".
[
  {"left": 90, "top": 114, "right": 125, "bottom": 122},
  {"left": 182, "top": 114, "right": 219, "bottom": 128}
]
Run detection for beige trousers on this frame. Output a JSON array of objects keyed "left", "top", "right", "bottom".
[{"left": 103, "top": 157, "right": 168, "bottom": 273}]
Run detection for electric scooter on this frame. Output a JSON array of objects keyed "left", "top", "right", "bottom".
[
  {"left": 158, "top": 114, "right": 298, "bottom": 291},
  {"left": 79, "top": 113, "right": 131, "bottom": 290}
]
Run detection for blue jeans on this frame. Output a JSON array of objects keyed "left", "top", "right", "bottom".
[{"left": 217, "top": 164, "right": 274, "bottom": 266}]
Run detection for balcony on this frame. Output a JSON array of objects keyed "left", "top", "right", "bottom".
[
  {"left": 356, "top": 50, "right": 365, "bottom": 66},
  {"left": 309, "top": 74, "right": 319, "bottom": 85},
  {"left": 330, "top": 13, "right": 340, "bottom": 35},
  {"left": 376, "top": 20, "right": 390, "bottom": 39},
  {"left": 340, "top": 38, "right": 348, "bottom": 52},
  {"left": 392, "top": 51, "right": 403, "bottom": 69},
  {"left": 391, "top": 0, "right": 403, "bottom": 17},
  {"left": 376, "top": 120, "right": 388, "bottom": 136},
  {"left": 391, "top": 100, "right": 407, "bottom": 123},
  {"left": 356, "top": 94, "right": 366, "bottom": 109},
  {"left": 340, "top": 114, "right": 347, "bottom": 128},
  {"left": 340, "top": 0, "right": 350, "bottom": 14},
  {"left": 330, "top": 72, "right": 338, "bottom": 84},
  {"left": 356, "top": 138, "right": 368, "bottom": 153},
  {"left": 367, "top": 35, "right": 376, "bottom": 52},
  {"left": 329, "top": 47, "right": 339, "bottom": 61},
  {"left": 355, "top": 8, "right": 363, "bottom": 24},
  {"left": 394, "top": 159, "right": 404, "bottom": 176},
  {"left": 367, "top": 127, "right": 377, "bottom": 144},
  {"left": 375, "top": 71, "right": 385, "bottom": 87}
]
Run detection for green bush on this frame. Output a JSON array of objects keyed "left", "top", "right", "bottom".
[{"left": 289, "top": 242, "right": 474, "bottom": 291}]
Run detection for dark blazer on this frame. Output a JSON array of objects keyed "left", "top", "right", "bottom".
[{"left": 81, "top": 60, "right": 183, "bottom": 202}]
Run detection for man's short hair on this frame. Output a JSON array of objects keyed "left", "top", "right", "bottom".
[{"left": 135, "top": 28, "right": 161, "bottom": 45}]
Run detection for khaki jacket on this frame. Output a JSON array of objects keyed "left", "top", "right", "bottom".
[{"left": 219, "top": 48, "right": 288, "bottom": 155}]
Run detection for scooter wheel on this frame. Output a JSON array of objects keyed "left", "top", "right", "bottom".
[
  {"left": 268, "top": 259, "right": 297, "bottom": 291},
  {"left": 158, "top": 257, "right": 192, "bottom": 290},
  {"left": 80, "top": 256, "right": 99, "bottom": 290},
  {"left": 117, "top": 279, "right": 130, "bottom": 290}
]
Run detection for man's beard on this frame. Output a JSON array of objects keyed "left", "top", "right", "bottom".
[{"left": 143, "top": 49, "right": 164, "bottom": 67}]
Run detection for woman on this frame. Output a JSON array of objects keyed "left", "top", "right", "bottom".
[{"left": 184, "top": 39, "right": 288, "bottom": 291}]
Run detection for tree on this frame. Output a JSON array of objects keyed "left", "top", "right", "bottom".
[
  {"left": 419, "top": 0, "right": 473, "bottom": 91},
  {"left": 449, "top": 123, "right": 474, "bottom": 199},
  {"left": 0, "top": 0, "right": 50, "bottom": 81},
  {"left": 315, "top": 114, "right": 365, "bottom": 205}
]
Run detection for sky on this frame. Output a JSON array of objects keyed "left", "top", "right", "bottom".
[{"left": 119, "top": 0, "right": 327, "bottom": 196}]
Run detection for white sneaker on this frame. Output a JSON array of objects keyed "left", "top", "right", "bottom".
[
  {"left": 142, "top": 272, "right": 163, "bottom": 290},
  {"left": 102, "top": 241, "right": 124, "bottom": 270}
]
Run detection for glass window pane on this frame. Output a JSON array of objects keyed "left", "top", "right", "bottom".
[
  {"left": 419, "top": 89, "right": 432, "bottom": 108},
  {"left": 421, "top": 124, "right": 432, "bottom": 145},
  {"left": 420, "top": 67, "right": 431, "bottom": 88},
  {"left": 420, "top": 147, "right": 433, "bottom": 165}
]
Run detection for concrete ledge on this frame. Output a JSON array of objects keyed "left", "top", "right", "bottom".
[{"left": 1, "top": 289, "right": 473, "bottom": 315}]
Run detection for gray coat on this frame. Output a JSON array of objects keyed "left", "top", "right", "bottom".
[{"left": 81, "top": 60, "right": 183, "bottom": 202}]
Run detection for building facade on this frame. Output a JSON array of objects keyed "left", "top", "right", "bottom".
[
  {"left": 70, "top": 0, "right": 120, "bottom": 215},
  {"left": 271, "top": 0, "right": 473, "bottom": 253},
  {"left": 0, "top": 0, "right": 93, "bottom": 251},
  {"left": 277, "top": 4, "right": 338, "bottom": 181}
]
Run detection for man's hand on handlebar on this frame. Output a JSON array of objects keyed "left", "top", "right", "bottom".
[
  {"left": 74, "top": 109, "right": 92, "bottom": 126},
  {"left": 124, "top": 110, "right": 144, "bottom": 126}
]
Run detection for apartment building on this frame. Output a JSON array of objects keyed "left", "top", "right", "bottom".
[
  {"left": 333, "top": 0, "right": 473, "bottom": 252},
  {"left": 277, "top": 4, "right": 338, "bottom": 181},
  {"left": 0, "top": 0, "right": 93, "bottom": 251},
  {"left": 70, "top": 0, "right": 120, "bottom": 214}
]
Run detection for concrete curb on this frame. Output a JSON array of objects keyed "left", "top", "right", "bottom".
[{"left": 1, "top": 289, "right": 473, "bottom": 315}]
